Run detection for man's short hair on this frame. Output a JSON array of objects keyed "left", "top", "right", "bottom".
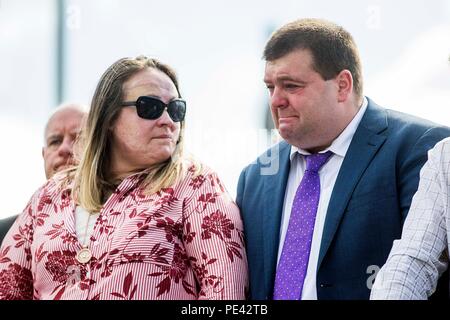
[{"left": 264, "top": 18, "right": 363, "bottom": 100}]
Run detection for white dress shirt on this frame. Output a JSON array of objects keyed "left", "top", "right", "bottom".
[
  {"left": 277, "top": 97, "right": 368, "bottom": 300},
  {"left": 370, "top": 137, "right": 450, "bottom": 300}
]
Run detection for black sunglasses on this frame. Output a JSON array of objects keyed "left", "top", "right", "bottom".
[{"left": 122, "top": 96, "right": 186, "bottom": 122}]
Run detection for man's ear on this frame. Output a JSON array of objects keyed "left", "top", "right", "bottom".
[
  {"left": 42, "top": 147, "right": 45, "bottom": 159},
  {"left": 336, "top": 70, "right": 353, "bottom": 103}
]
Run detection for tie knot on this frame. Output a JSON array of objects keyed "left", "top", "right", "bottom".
[{"left": 305, "top": 151, "right": 333, "bottom": 172}]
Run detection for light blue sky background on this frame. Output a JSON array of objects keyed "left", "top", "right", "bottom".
[{"left": 1, "top": 0, "right": 450, "bottom": 218}]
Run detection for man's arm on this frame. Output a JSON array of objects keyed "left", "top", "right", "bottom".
[
  {"left": 397, "top": 127, "right": 450, "bottom": 222},
  {"left": 371, "top": 139, "right": 449, "bottom": 299}
]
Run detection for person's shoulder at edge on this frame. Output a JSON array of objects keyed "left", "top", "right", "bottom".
[
  {"left": 179, "top": 156, "right": 229, "bottom": 189},
  {"left": 6, "top": 169, "right": 72, "bottom": 227},
  {"left": 176, "top": 156, "right": 238, "bottom": 207},
  {"left": 370, "top": 99, "right": 450, "bottom": 133},
  {"left": 435, "top": 135, "right": 450, "bottom": 151},
  {"left": 427, "top": 135, "right": 450, "bottom": 166}
]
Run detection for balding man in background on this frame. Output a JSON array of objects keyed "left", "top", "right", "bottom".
[
  {"left": 0, "top": 103, "right": 87, "bottom": 244},
  {"left": 42, "top": 103, "right": 87, "bottom": 179}
]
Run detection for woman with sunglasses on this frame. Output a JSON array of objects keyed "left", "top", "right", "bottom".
[{"left": 0, "top": 56, "right": 248, "bottom": 300}]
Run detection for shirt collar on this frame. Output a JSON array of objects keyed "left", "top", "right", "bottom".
[{"left": 290, "top": 96, "right": 368, "bottom": 160}]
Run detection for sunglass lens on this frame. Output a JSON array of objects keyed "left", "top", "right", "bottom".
[
  {"left": 168, "top": 101, "right": 186, "bottom": 122},
  {"left": 136, "top": 97, "right": 164, "bottom": 120}
]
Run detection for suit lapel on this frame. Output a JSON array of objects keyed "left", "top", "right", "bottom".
[
  {"left": 317, "top": 100, "right": 388, "bottom": 269},
  {"left": 262, "top": 141, "right": 291, "bottom": 295}
]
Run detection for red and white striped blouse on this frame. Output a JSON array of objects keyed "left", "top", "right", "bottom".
[{"left": 0, "top": 164, "right": 248, "bottom": 300}]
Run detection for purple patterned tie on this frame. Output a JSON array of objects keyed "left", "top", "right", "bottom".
[{"left": 273, "top": 151, "right": 333, "bottom": 300}]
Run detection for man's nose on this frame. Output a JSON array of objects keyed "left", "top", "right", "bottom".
[
  {"left": 270, "top": 87, "right": 288, "bottom": 109},
  {"left": 57, "top": 138, "right": 73, "bottom": 157}
]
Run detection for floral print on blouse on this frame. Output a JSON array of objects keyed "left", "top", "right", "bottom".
[{"left": 0, "top": 164, "right": 248, "bottom": 300}]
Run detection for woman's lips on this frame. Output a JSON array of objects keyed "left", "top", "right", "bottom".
[{"left": 153, "top": 135, "right": 174, "bottom": 142}]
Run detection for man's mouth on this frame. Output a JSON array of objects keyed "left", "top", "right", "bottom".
[
  {"left": 54, "top": 158, "right": 76, "bottom": 173},
  {"left": 278, "top": 115, "right": 298, "bottom": 122}
]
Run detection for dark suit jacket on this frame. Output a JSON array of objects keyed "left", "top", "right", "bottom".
[
  {"left": 0, "top": 215, "right": 18, "bottom": 246},
  {"left": 236, "top": 98, "right": 450, "bottom": 300}
]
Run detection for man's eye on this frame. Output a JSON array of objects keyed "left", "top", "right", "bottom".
[
  {"left": 284, "top": 83, "right": 301, "bottom": 89},
  {"left": 266, "top": 85, "right": 275, "bottom": 95},
  {"left": 49, "top": 139, "right": 62, "bottom": 146}
]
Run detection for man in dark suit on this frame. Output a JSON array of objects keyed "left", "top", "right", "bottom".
[
  {"left": 236, "top": 18, "right": 450, "bottom": 300},
  {"left": 0, "top": 103, "right": 86, "bottom": 245}
]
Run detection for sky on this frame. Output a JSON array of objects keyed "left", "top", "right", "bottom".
[{"left": 0, "top": 0, "right": 450, "bottom": 218}]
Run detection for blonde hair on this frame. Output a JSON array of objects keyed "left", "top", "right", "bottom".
[{"left": 72, "top": 56, "right": 191, "bottom": 212}]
